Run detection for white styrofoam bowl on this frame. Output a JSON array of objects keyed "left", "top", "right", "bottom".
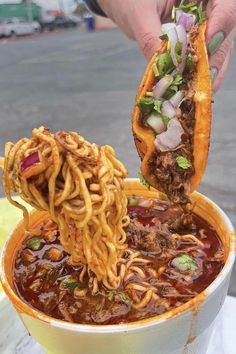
[{"left": 1, "top": 179, "right": 235, "bottom": 354}]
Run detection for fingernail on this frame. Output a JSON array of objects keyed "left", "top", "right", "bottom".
[
  {"left": 208, "top": 32, "right": 225, "bottom": 56},
  {"left": 211, "top": 67, "right": 218, "bottom": 85}
]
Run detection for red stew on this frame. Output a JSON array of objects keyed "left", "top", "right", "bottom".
[{"left": 13, "top": 197, "right": 224, "bottom": 324}]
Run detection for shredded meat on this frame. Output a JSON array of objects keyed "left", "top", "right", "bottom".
[
  {"left": 126, "top": 218, "right": 176, "bottom": 253},
  {"left": 91, "top": 303, "right": 130, "bottom": 324}
]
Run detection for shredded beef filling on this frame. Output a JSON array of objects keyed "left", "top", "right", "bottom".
[{"left": 148, "top": 26, "right": 199, "bottom": 204}]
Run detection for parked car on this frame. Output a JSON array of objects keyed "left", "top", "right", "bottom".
[
  {"left": 0, "top": 21, "right": 4, "bottom": 38},
  {"left": 52, "top": 16, "right": 78, "bottom": 29},
  {"left": 0, "top": 18, "right": 41, "bottom": 38}
]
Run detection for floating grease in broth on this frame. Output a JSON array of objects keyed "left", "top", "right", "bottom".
[{"left": 13, "top": 196, "right": 224, "bottom": 325}]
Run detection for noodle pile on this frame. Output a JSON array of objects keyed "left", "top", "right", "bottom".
[{"left": 2, "top": 127, "right": 129, "bottom": 289}]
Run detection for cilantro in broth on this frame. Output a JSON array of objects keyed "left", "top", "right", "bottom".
[
  {"left": 107, "top": 291, "right": 130, "bottom": 304},
  {"left": 172, "top": 254, "right": 198, "bottom": 272},
  {"left": 63, "top": 281, "right": 84, "bottom": 291}
]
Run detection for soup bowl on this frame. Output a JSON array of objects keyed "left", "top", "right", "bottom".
[{"left": 0, "top": 179, "right": 235, "bottom": 354}]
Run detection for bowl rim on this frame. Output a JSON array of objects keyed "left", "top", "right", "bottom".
[{"left": 0, "top": 178, "right": 235, "bottom": 333}]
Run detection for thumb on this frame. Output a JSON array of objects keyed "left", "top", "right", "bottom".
[{"left": 130, "top": 3, "right": 162, "bottom": 60}]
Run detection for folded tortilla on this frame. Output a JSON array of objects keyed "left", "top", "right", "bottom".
[{"left": 132, "top": 23, "right": 212, "bottom": 201}]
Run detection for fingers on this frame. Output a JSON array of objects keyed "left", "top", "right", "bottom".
[
  {"left": 209, "top": 31, "right": 234, "bottom": 71},
  {"left": 129, "top": 2, "right": 162, "bottom": 59},
  {"left": 212, "top": 41, "right": 234, "bottom": 91},
  {"left": 207, "top": 0, "right": 236, "bottom": 55},
  {"left": 97, "top": 0, "right": 162, "bottom": 58}
]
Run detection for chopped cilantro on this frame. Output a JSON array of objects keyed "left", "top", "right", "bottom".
[
  {"left": 107, "top": 291, "right": 116, "bottom": 301},
  {"left": 107, "top": 291, "right": 130, "bottom": 304},
  {"left": 176, "top": 156, "right": 192, "bottom": 169},
  {"left": 172, "top": 254, "right": 198, "bottom": 272},
  {"left": 95, "top": 303, "right": 102, "bottom": 311},
  {"left": 136, "top": 97, "right": 154, "bottom": 115},
  {"left": 137, "top": 98, "right": 163, "bottom": 117},
  {"left": 58, "top": 275, "right": 85, "bottom": 290},
  {"left": 175, "top": 41, "right": 183, "bottom": 64},
  {"left": 155, "top": 53, "right": 175, "bottom": 77},
  {"left": 162, "top": 116, "right": 171, "bottom": 128},
  {"left": 197, "top": 2, "right": 207, "bottom": 25},
  {"left": 63, "top": 281, "right": 84, "bottom": 291},
  {"left": 138, "top": 172, "right": 150, "bottom": 190},
  {"left": 153, "top": 100, "right": 163, "bottom": 115},
  {"left": 164, "top": 74, "right": 183, "bottom": 99},
  {"left": 186, "top": 53, "right": 196, "bottom": 72},
  {"left": 26, "top": 237, "right": 42, "bottom": 251},
  {"left": 119, "top": 292, "right": 130, "bottom": 304}
]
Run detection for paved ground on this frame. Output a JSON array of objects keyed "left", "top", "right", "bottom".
[{"left": 0, "top": 28, "right": 235, "bottom": 294}]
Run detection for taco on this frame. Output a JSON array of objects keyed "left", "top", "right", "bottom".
[{"left": 132, "top": 1, "right": 212, "bottom": 204}]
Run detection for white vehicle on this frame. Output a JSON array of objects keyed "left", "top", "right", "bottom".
[{"left": 0, "top": 18, "right": 41, "bottom": 38}]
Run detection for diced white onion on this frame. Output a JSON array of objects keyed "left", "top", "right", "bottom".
[
  {"left": 175, "top": 24, "right": 188, "bottom": 72},
  {"left": 152, "top": 75, "right": 173, "bottom": 99},
  {"left": 175, "top": 10, "right": 184, "bottom": 23},
  {"left": 169, "top": 91, "right": 184, "bottom": 107},
  {"left": 177, "top": 12, "right": 196, "bottom": 31},
  {"left": 147, "top": 114, "right": 166, "bottom": 134},
  {"left": 165, "top": 26, "right": 179, "bottom": 67},
  {"left": 162, "top": 100, "right": 176, "bottom": 118},
  {"left": 154, "top": 118, "right": 184, "bottom": 152},
  {"left": 161, "top": 23, "right": 176, "bottom": 34},
  {"left": 138, "top": 199, "right": 152, "bottom": 208},
  {"left": 162, "top": 23, "right": 188, "bottom": 73}
]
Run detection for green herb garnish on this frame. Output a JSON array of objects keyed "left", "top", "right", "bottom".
[
  {"left": 186, "top": 53, "right": 196, "bottom": 72},
  {"left": 107, "top": 291, "right": 130, "bottom": 304},
  {"left": 118, "top": 292, "right": 130, "bottom": 304},
  {"left": 175, "top": 41, "right": 183, "bottom": 64},
  {"left": 162, "top": 116, "right": 171, "bottom": 128},
  {"left": 136, "top": 97, "right": 154, "bottom": 115},
  {"left": 153, "top": 100, "right": 163, "bottom": 115},
  {"left": 172, "top": 254, "right": 198, "bottom": 272},
  {"left": 197, "top": 2, "right": 207, "bottom": 25},
  {"left": 138, "top": 172, "right": 150, "bottom": 190},
  {"left": 164, "top": 74, "right": 183, "bottom": 99},
  {"left": 26, "top": 237, "right": 42, "bottom": 251},
  {"left": 155, "top": 53, "right": 174, "bottom": 77},
  {"left": 176, "top": 156, "right": 192, "bottom": 169},
  {"left": 137, "top": 97, "right": 163, "bottom": 117},
  {"left": 95, "top": 303, "right": 102, "bottom": 311},
  {"left": 107, "top": 291, "right": 116, "bottom": 301},
  {"left": 63, "top": 281, "right": 84, "bottom": 291}
]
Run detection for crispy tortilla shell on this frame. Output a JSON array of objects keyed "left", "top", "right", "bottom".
[{"left": 132, "top": 23, "right": 212, "bottom": 194}]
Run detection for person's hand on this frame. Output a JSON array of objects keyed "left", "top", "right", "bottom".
[{"left": 97, "top": 0, "right": 236, "bottom": 91}]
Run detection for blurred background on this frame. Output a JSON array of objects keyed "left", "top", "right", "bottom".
[{"left": 0, "top": 0, "right": 235, "bottom": 296}]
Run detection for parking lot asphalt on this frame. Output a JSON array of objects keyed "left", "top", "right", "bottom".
[{"left": 0, "top": 28, "right": 235, "bottom": 294}]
